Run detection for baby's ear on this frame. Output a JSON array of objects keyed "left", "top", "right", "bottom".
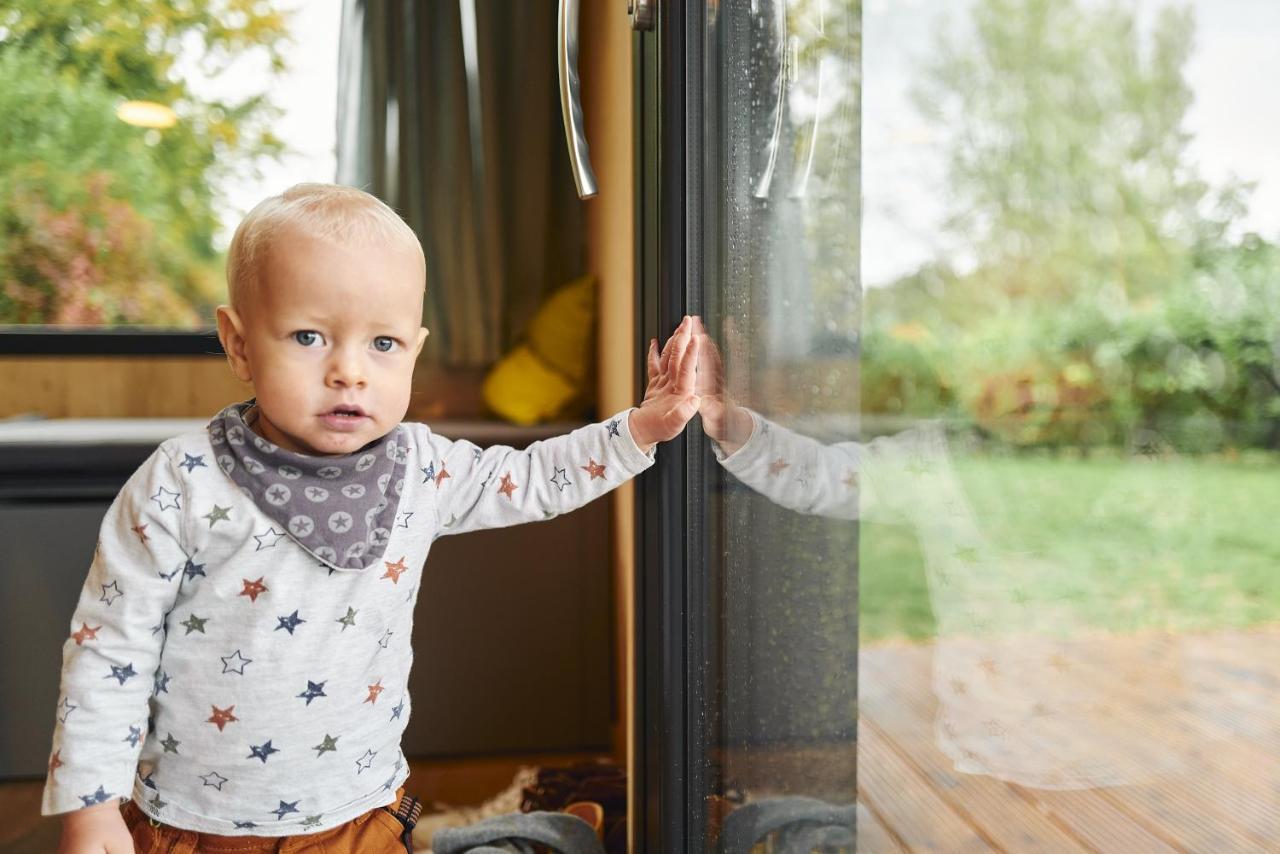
[
  {"left": 216, "top": 306, "right": 253, "bottom": 384},
  {"left": 413, "top": 326, "right": 429, "bottom": 358}
]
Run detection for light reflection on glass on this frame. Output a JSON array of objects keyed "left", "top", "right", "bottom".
[
  {"left": 697, "top": 0, "right": 1279, "bottom": 850},
  {"left": 695, "top": 0, "right": 860, "bottom": 849}
]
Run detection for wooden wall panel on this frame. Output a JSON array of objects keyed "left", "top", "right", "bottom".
[
  {"left": 0, "top": 357, "right": 249, "bottom": 420},
  {"left": 581, "top": 0, "right": 636, "bottom": 773}
]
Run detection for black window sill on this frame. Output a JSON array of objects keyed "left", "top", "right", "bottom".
[{"left": 0, "top": 327, "right": 225, "bottom": 356}]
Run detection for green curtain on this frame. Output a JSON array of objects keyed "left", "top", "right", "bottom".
[{"left": 336, "top": 0, "right": 586, "bottom": 367}]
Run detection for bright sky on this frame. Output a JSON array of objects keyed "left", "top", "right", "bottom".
[
  {"left": 176, "top": 0, "right": 343, "bottom": 250},
  {"left": 862, "top": 0, "right": 1280, "bottom": 287}
]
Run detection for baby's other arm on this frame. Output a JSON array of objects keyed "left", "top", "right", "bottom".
[
  {"left": 43, "top": 444, "right": 190, "bottom": 847},
  {"left": 57, "top": 800, "right": 134, "bottom": 853}
]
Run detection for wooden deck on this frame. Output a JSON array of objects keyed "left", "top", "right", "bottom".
[
  {"left": 4, "top": 627, "right": 1275, "bottom": 852},
  {"left": 856, "top": 626, "right": 1280, "bottom": 852}
]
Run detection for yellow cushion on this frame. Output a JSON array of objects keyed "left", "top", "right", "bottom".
[
  {"left": 525, "top": 275, "right": 596, "bottom": 384},
  {"left": 481, "top": 345, "right": 577, "bottom": 426}
]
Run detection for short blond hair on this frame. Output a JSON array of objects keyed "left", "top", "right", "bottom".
[{"left": 225, "top": 183, "right": 424, "bottom": 310}]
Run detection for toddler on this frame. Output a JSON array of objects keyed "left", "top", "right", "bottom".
[{"left": 43, "top": 183, "right": 701, "bottom": 852}]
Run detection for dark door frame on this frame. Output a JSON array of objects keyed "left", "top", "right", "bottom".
[{"left": 632, "top": 2, "right": 713, "bottom": 849}]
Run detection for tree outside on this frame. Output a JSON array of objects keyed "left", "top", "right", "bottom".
[
  {"left": 862, "top": 0, "right": 1280, "bottom": 452},
  {"left": 0, "top": 0, "right": 291, "bottom": 326}
]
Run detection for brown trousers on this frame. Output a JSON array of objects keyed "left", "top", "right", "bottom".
[{"left": 120, "top": 788, "right": 412, "bottom": 853}]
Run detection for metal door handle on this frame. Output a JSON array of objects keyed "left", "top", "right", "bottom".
[
  {"left": 558, "top": 0, "right": 598, "bottom": 199},
  {"left": 753, "top": 0, "right": 789, "bottom": 199}
]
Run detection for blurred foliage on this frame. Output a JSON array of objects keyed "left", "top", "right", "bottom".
[
  {"left": 0, "top": 0, "right": 290, "bottom": 325},
  {"left": 863, "top": 0, "right": 1280, "bottom": 451}
]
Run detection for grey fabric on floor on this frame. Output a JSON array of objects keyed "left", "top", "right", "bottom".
[
  {"left": 783, "top": 822, "right": 855, "bottom": 853},
  {"left": 431, "top": 811, "right": 605, "bottom": 854},
  {"left": 719, "top": 796, "right": 856, "bottom": 854}
]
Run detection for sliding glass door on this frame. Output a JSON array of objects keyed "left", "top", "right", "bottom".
[
  {"left": 637, "top": 0, "right": 1279, "bottom": 851},
  {"left": 635, "top": 1, "right": 860, "bottom": 849}
]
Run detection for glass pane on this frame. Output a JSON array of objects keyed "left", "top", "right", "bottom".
[
  {"left": 0, "top": 1, "right": 340, "bottom": 329},
  {"left": 692, "top": 0, "right": 860, "bottom": 849},
  {"left": 859, "top": 0, "right": 1280, "bottom": 850}
]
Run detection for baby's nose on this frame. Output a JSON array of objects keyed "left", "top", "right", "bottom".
[{"left": 326, "top": 352, "right": 368, "bottom": 387}]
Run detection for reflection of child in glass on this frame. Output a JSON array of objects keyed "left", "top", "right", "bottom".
[
  {"left": 45, "top": 184, "right": 702, "bottom": 852},
  {"left": 694, "top": 318, "right": 961, "bottom": 523},
  {"left": 694, "top": 318, "right": 871, "bottom": 520}
]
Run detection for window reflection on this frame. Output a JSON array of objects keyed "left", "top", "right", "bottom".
[
  {"left": 694, "top": 0, "right": 860, "bottom": 849},
  {"left": 695, "top": 0, "right": 1279, "bottom": 849},
  {"left": 863, "top": 0, "right": 1276, "bottom": 848}
]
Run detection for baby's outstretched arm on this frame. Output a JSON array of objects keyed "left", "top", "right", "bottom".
[
  {"left": 417, "top": 317, "right": 701, "bottom": 536},
  {"left": 633, "top": 314, "right": 703, "bottom": 453}
]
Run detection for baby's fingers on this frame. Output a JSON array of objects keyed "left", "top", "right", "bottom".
[
  {"left": 647, "top": 338, "right": 661, "bottom": 384},
  {"left": 659, "top": 315, "right": 694, "bottom": 376},
  {"left": 674, "top": 323, "right": 700, "bottom": 394},
  {"left": 666, "top": 318, "right": 695, "bottom": 386},
  {"left": 659, "top": 329, "right": 677, "bottom": 376},
  {"left": 665, "top": 394, "right": 702, "bottom": 432}
]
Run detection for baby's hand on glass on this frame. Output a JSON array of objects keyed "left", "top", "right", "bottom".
[
  {"left": 693, "top": 317, "right": 754, "bottom": 456},
  {"left": 630, "top": 315, "right": 702, "bottom": 452}
]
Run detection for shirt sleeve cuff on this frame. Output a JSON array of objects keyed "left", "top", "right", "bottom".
[
  {"left": 616, "top": 408, "right": 658, "bottom": 468},
  {"left": 711, "top": 407, "right": 763, "bottom": 465}
]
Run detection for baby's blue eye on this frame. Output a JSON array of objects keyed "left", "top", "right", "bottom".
[
  {"left": 294, "top": 331, "right": 322, "bottom": 347},
  {"left": 373, "top": 336, "right": 397, "bottom": 353}
]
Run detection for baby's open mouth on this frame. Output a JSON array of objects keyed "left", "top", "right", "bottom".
[{"left": 325, "top": 405, "right": 368, "bottom": 419}]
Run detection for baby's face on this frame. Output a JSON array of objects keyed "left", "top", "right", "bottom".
[{"left": 229, "top": 227, "right": 428, "bottom": 456}]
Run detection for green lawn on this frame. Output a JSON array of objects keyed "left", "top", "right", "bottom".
[{"left": 859, "top": 452, "right": 1280, "bottom": 643}]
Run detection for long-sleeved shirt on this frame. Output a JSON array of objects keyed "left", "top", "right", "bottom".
[{"left": 42, "top": 408, "right": 656, "bottom": 834}]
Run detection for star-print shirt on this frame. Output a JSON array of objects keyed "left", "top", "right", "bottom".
[{"left": 41, "top": 408, "right": 656, "bottom": 834}]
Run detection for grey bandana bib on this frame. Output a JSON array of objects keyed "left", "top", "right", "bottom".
[{"left": 207, "top": 399, "right": 409, "bottom": 571}]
